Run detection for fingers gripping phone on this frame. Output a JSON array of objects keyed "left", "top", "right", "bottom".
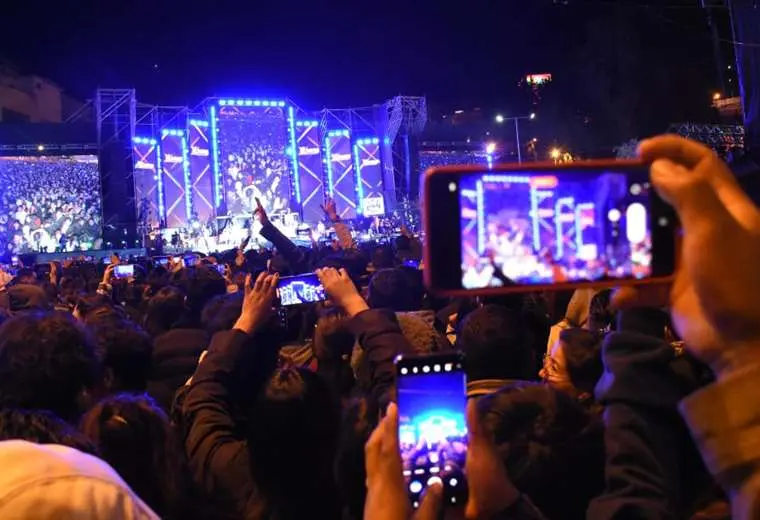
[
  {"left": 423, "top": 161, "right": 677, "bottom": 296},
  {"left": 395, "top": 353, "right": 468, "bottom": 508},
  {"left": 276, "top": 273, "right": 327, "bottom": 306}
]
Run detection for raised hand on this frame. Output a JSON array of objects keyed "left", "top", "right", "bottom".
[
  {"left": 315, "top": 267, "right": 368, "bottom": 317},
  {"left": 254, "top": 196, "right": 270, "bottom": 226},
  {"left": 321, "top": 197, "right": 339, "bottom": 222},
  {"left": 233, "top": 271, "right": 279, "bottom": 335},
  {"left": 615, "top": 135, "right": 760, "bottom": 380}
]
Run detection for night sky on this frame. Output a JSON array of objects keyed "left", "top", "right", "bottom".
[{"left": 1, "top": 1, "right": 727, "bottom": 150}]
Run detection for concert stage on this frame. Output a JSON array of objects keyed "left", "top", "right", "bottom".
[{"left": 0, "top": 89, "right": 427, "bottom": 258}]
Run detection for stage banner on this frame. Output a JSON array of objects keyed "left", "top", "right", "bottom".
[
  {"left": 160, "top": 129, "right": 191, "bottom": 229},
  {"left": 295, "top": 120, "right": 324, "bottom": 224},
  {"left": 215, "top": 99, "right": 291, "bottom": 217},
  {"left": 353, "top": 137, "right": 384, "bottom": 216},
  {"left": 132, "top": 137, "right": 162, "bottom": 228},
  {"left": 325, "top": 129, "right": 356, "bottom": 219},
  {"left": 188, "top": 120, "right": 214, "bottom": 222}
]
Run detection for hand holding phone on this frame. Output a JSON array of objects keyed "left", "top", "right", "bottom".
[
  {"left": 276, "top": 273, "right": 327, "bottom": 306},
  {"left": 423, "top": 161, "right": 677, "bottom": 295},
  {"left": 395, "top": 353, "right": 467, "bottom": 508},
  {"left": 113, "top": 264, "right": 134, "bottom": 279}
]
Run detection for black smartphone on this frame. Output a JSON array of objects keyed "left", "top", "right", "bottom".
[
  {"left": 423, "top": 161, "right": 677, "bottom": 296},
  {"left": 395, "top": 352, "right": 468, "bottom": 509},
  {"left": 276, "top": 273, "right": 327, "bottom": 306},
  {"left": 113, "top": 264, "right": 134, "bottom": 279}
]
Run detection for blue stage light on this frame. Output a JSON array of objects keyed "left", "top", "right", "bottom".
[
  {"left": 353, "top": 143, "right": 364, "bottom": 215},
  {"left": 245, "top": 100, "right": 253, "bottom": 106},
  {"left": 181, "top": 136, "right": 193, "bottom": 219},
  {"left": 236, "top": 100, "right": 243, "bottom": 106},
  {"left": 278, "top": 101, "right": 286, "bottom": 107},
  {"left": 219, "top": 99, "right": 227, "bottom": 106},
  {"left": 209, "top": 105, "right": 222, "bottom": 208},
  {"left": 156, "top": 143, "right": 166, "bottom": 220},
  {"left": 253, "top": 100, "right": 261, "bottom": 106},
  {"left": 324, "top": 137, "right": 334, "bottom": 196},
  {"left": 287, "top": 106, "right": 301, "bottom": 204},
  {"left": 189, "top": 120, "right": 208, "bottom": 128}
]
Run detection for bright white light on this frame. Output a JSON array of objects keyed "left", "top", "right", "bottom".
[
  {"left": 530, "top": 113, "right": 536, "bottom": 120},
  {"left": 448, "top": 182, "right": 457, "bottom": 193},
  {"left": 400, "top": 367, "right": 408, "bottom": 375},
  {"left": 485, "top": 142, "right": 496, "bottom": 154},
  {"left": 37, "top": 145, "right": 45, "bottom": 152},
  {"left": 454, "top": 109, "right": 464, "bottom": 114},
  {"left": 422, "top": 365, "right": 431, "bottom": 373},
  {"left": 444, "top": 363, "right": 452, "bottom": 372},
  {"left": 495, "top": 114, "right": 505, "bottom": 123},
  {"left": 449, "top": 478, "right": 459, "bottom": 487},
  {"left": 412, "top": 367, "right": 418, "bottom": 374},
  {"left": 427, "top": 476, "right": 443, "bottom": 488},
  {"left": 433, "top": 364, "right": 441, "bottom": 372},
  {"left": 409, "top": 481, "right": 423, "bottom": 494},
  {"left": 607, "top": 208, "right": 622, "bottom": 223},
  {"left": 630, "top": 183, "right": 642, "bottom": 196},
  {"left": 626, "top": 203, "right": 648, "bottom": 244}
]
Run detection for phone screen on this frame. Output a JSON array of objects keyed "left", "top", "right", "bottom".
[
  {"left": 114, "top": 264, "right": 134, "bottom": 279},
  {"left": 425, "top": 165, "right": 676, "bottom": 293},
  {"left": 276, "top": 273, "right": 326, "bottom": 306},
  {"left": 396, "top": 354, "right": 467, "bottom": 508}
]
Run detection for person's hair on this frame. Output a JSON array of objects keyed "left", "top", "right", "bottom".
[
  {"left": 588, "top": 289, "right": 614, "bottom": 332},
  {"left": 80, "top": 393, "right": 188, "bottom": 519},
  {"left": 171, "top": 266, "right": 227, "bottom": 326},
  {"left": 84, "top": 314, "right": 153, "bottom": 393},
  {"left": 336, "top": 396, "right": 379, "bottom": 520},
  {"left": 0, "top": 311, "right": 100, "bottom": 422},
  {"left": 367, "top": 268, "right": 423, "bottom": 312},
  {"left": 201, "top": 292, "right": 243, "bottom": 336},
  {"left": 371, "top": 246, "right": 395, "bottom": 270},
  {"left": 143, "top": 286, "right": 188, "bottom": 336},
  {"left": 560, "top": 327, "right": 604, "bottom": 396},
  {"left": 456, "top": 305, "right": 534, "bottom": 381},
  {"left": 0, "top": 408, "right": 96, "bottom": 455},
  {"left": 247, "top": 367, "right": 342, "bottom": 520},
  {"left": 313, "top": 311, "right": 355, "bottom": 399},
  {"left": 396, "top": 312, "right": 450, "bottom": 355},
  {"left": 478, "top": 383, "right": 605, "bottom": 520},
  {"left": 74, "top": 293, "right": 113, "bottom": 320}
]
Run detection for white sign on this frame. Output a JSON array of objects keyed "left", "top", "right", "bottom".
[{"left": 363, "top": 196, "right": 385, "bottom": 216}]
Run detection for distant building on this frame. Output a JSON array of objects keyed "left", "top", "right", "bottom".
[{"left": 0, "top": 60, "right": 82, "bottom": 123}]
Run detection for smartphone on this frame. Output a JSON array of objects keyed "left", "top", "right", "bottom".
[
  {"left": 423, "top": 161, "right": 677, "bottom": 296},
  {"left": 154, "top": 256, "right": 169, "bottom": 267},
  {"left": 184, "top": 254, "right": 199, "bottom": 266},
  {"left": 403, "top": 259, "right": 420, "bottom": 269},
  {"left": 276, "top": 273, "right": 327, "bottom": 306},
  {"left": 396, "top": 352, "right": 467, "bottom": 508},
  {"left": 113, "top": 264, "right": 134, "bottom": 279},
  {"left": 213, "top": 264, "right": 226, "bottom": 275}
]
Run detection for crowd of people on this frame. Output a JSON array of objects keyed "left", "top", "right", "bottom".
[
  {"left": 219, "top": 110, "right": 291, "bottom": 217},
  {"left": 0, "top": 155, "right": 103, "bottom": 254},
  {"left": 0, "top": 136, "right": 758, "bottom": 519}
]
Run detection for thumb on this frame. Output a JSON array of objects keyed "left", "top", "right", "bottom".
[
  {"left": 414, "top": 481, "right": 443, "bottom": 520},
  {"left": 650, "top": 159, "right": 733, "bottom": 234}
]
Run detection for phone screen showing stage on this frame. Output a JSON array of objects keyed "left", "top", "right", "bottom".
[
  {"left": 458, "top": 170, "right": 653, "bottom": 289},
  {"left": 397, "top": 356, "right": 467, "bottom": 508},
  {"left": 114, "top": 264, "right": 134, "bottom": 279},
  {"left": 276, "top": 273, "right": 326, "bottom": 306}
]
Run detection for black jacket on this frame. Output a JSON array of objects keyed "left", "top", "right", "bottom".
[{"left": 148, "top": 328, "right": 209, "bottom": 411}]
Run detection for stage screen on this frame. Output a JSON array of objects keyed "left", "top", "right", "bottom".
[
  {"left": 188, "top": 120, "right": 214, "bottom": 222},
  {"left": 325, "top": 130, "right": 357, "bottom": 219},
  {"left": 132, "top": 137, "right": 162, "bottom": 228},
  {"left": 160, "top": 130, "right": 190, "bottom": 229},
  {"left": 295, "top": 121, "right": 325, "bottom": 224},
  {"left": 354, "top": 137, "right": 384, "bottom": 216},
  {"left": 216, "top": 101, "right": 291, "bottom": 217},
  {"left": 0, "top": 155, "right": 103, "bottom": 254}
]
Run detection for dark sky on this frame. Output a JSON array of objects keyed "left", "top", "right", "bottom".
[{"left": 1, "top": 1, "right": 588, "bottom": 109}]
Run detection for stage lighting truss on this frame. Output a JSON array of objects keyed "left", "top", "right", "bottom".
[{"left": 667, "top": 123, "right": 745, "bottom": 152}]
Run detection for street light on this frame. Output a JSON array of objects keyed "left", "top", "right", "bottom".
[
  {"left": 493, "top": 113, "right": 536, "bottom": 163},
  {"left": 550, "top": 148, "right": 562, "bottom": 161},
  {"left": 485, "top": 142, "right": 497, "bottom": 155}
]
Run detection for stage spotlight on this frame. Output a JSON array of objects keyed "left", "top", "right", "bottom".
[
  {"left": 713, "top": 92, "right": 722, "bottom": 101},
  {"left": 607, "top": 208, "right": 622, "bottom": 223},
  {"left": 550, "top": 148, "right": 561, "bottom": 160},
  {"left": 495, "top": 114, "right": 505, "bottom": 124}
]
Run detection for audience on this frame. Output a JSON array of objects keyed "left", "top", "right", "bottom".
[{"left": 0, "top": 135, "right": 756, "bottom": 520}]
